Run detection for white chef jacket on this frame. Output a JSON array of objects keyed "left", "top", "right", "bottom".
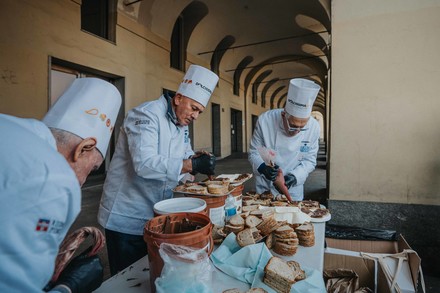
[
  {"left": 248, "top": 109, "right": 320, "bottom": 201},
  {"left": 98, "top": 95, "right": 194, "bottom": 235},
  {"left": 0, "top": 114, "right": 81, "bottom": 292}
]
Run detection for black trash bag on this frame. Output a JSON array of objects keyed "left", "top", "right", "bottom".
[{"left": 325, "top": 224, "right": 397, "bottom": 241}]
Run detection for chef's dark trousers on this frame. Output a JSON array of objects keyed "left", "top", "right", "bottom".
[{"left": 105, "top": 228, "right": 148, "bottom": 276}]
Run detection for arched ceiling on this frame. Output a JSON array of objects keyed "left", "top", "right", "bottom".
[{"left": 119, "top": 0, "right": 331, "bottom": 116}]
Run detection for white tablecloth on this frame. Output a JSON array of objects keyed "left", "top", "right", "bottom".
[{"left": 94, "top": 222, "right": 325, "bottom": 293}]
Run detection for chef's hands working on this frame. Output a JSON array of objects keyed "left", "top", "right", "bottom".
[
  {"left": 191, "top": 152, "right": 216, "bottom": 176},
  {"left": 258, "top": 163, "right": 296, "bottom": 202},
  {"left": 283, "top": 174, "right": 297, "bottom": 189},
  {"left": 258, "top": 162, "right": 279, "bottom": 181},
  {"left": 47, "top": 247, "right": 103, "bottom": 293}
]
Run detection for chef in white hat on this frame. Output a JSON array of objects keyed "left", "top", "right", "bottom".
[
  {"left": 248, "top": 78, "right": 321, "bottom": 201},
  {"left": 0, "top": 77, "right": 121, "bottom": 293},
  {"left": 98, "top": 64, "right": 219, "bottom": 275}
]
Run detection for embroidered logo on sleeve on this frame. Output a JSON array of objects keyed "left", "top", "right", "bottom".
[
  {"left": 35, "top": 219, "right": 50, "bottom": 232},
  {"left": 135, "top": 119, "right": 150, "bottom": 126},
  {"left": 35, "top": 218, "right": 65, "bottom": 234}
]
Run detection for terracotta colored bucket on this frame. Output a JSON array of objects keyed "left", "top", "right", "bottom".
[
  {"left": 230, "top": 184, "right": 244, "bottom": 196},
  {"left": 184, "top": 194, "right": 227, "bottom": 226},
  {"left": 143, "top": 212, "right": 213, "bottom": 293}
]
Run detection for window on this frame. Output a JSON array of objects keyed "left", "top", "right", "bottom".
[{"left": 81, "top": 0, "right": 116, "bottom": 42}]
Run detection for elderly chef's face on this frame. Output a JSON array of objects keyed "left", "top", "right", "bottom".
[
  {"left": 281, "top": 111, "right": 309, "bottom": 137},
  {"left": 174, "top": 94, "right": 205, "bottom": 126}
]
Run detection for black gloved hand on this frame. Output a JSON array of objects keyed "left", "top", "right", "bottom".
[
  {"left": 54, "top": 247, "right": 104, "bottom": 293},
  {"left": 257, "top": 163, "right": 279, "bottom": 181},
  {"left": 191, "top": 153, "right": 216, "bottom": 175},
  {"left": 284, "top": 174, "right": 297, "bottom": 189}
]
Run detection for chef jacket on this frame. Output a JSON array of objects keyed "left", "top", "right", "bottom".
[
  {"left": 248, "top": 109, "right": 320, "bottom": 201},
  {"left": 0, "top": 114, "right": 81, "bottom": 292},
  {"left": 98, "top": 95, "right": 194, "bottom": 236}
]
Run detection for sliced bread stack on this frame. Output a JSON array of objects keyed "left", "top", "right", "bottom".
[
  {"left": 286, "top": 260, "right": 306, "bottom": 281},
  {"left": 263, "top": 256, "right": 301, "bottom": 293},
  {"left": 272, "top": 225, "right": 299, "bottom": 256},
  {"left": 185, "top": 185, "right": 208, "bottom": 194},
  {"left": 224, "top": 214, "right": 245, "bottom": 234},
  {"left": 256, "top": 215, "right": 279, "bottom": 236},
  {"left": 236, "top": 227, "right": 263, "bottom": 247},
  {"left": 295, "top": 222, "right": 315, "bottom": 247},
  {"left": 245, "top": 215, "right": 263, "bottom": 228},
  {"left": 250, "top": 209, "right": 274, "bottom": 220}
]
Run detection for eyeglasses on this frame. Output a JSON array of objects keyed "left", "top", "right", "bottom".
[{"left": 283, "top": 113, "right": 308, "bottom": 132}]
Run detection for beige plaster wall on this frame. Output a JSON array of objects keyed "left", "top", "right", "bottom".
[
  {"left": 330, "top": 0, "right": 440, "bottom": 205},
  {"left": 0, "top": 0, "right": 249, "bottom": 158}
]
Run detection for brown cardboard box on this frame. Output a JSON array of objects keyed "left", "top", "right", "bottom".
[{"left": 324, "top": 234, "right": 421, "bottom": 293}]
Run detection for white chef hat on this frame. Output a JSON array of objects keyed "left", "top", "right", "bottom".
[
  {"left": 177, "top": 64, "right": 219, "bottom": 107},
  {"left": 43, "top": 77, "right": 122, "bottom": 157},
  {"left": 284, "top": 78, "right": 320, "bottom": 118}
]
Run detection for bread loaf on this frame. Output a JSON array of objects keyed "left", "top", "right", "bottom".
[
  {"left": 263, "top": 256, "right": 297, "bottom": 293},
  {"left": 207, "top": 184, "right": 228, "bottom": 194},
  {"left": 236, "top": 227, "right": 262, "bottom": 247},
  {"left": 185, "top": 185, "right": 208, "bottom": 194},
  {"left": 245, "top": 215, "right": 262, "bottom": 228}
]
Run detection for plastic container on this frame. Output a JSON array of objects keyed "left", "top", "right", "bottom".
[
  {"left": 229, "top": 184, "right": 244, "bottom": 213},
  {"left": 143, "top": 212, "right": 213, "bottom": 293},
  {"left": 153, "top": 197, "right": 207, "bottom": 216},
  {"left": 224, "top": 194, "right": 237, "bottom": 222},
  {"left": 184, "top": 194, "right": 227, "bottom": 226}
]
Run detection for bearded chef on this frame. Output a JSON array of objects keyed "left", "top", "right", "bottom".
[
  {"left": 248, "top": 78, "right": 321, "bottom": 201},
  {"left": 98, "top": 64, "right": 219, "bottom": 275},
  {"left": 0, "top": 78, "right": 121, "bottom": 293}
]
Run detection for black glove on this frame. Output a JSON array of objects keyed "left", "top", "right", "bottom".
[
  {"left": 257, "top": 163, "right": 279, "bottom": 181},
  {"left": 191, "top": 154, "right": 216, "bottom": 175},
  {"left": 53, "top": 248, "right": 104, "bottom": 293},
  {"left": 284, "top": 174, "right": 297, "bottom": 189}
]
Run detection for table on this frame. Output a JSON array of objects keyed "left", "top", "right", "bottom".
[{"left": 94, "top": 222, "right": 325, "bottom": 293}]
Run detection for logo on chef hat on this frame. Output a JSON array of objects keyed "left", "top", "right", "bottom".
[
  {"left": 177, "top": 65, "right": 219, "bottom": 107},
  {"left": 85, "top": 108, "right": 113, "bottom": 131},
  {"left": 284, "top": 78, "right": 320, "bottom": 118},
  {"left": 43, "top": 78, "right": 122, "bottom": 157}
]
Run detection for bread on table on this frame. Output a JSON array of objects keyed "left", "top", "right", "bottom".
[
  {"left": 256, "top": 216, "right": 279, "bottom": 236},
  {"left": 207, "top": 183, "right": 228, "bottom": 194},
  {"left": 286, "top": 260, "right": 306, "bottom": 281},
  {"left": 263, "top": 256, "right": 298, "bottom": 293},
  {"left": 229, "top": 214, "right": 245, "bottom": 226},
  {"left": 185, "top": 185, "right": 208, "bottom": 194},
  {"left": 245, "top": 215, "right": 263, "bottom": 228},
  {"left": 236, "top": 227, "right": 262, "bottom": 247},
  {"left": 295, "top": 222, "right": 315, "bottom": 247},
  {"left": 242, "top": 205, "right": 259, "bottom": 212}
]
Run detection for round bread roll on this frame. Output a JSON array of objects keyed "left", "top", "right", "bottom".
[
  {"left": 207, "top": 184, "right": 228, "bottom": 194},
  {"left": 185, "top": 185, "right": 208, "bottom": 194}
]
